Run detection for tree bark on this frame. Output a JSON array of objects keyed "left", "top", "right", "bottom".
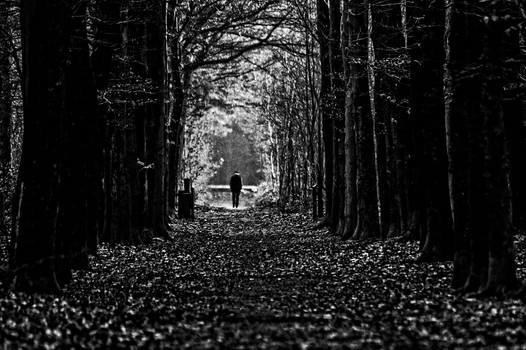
[
  {"left": 478, "top": 2, "right": 520, "bottom": 295},
  {"left": 0, "top": 2, "right": 12, "bottom": 255},
  {"left": 144, "top": 0, "right": 169, "bottom": 238},
  {"left": 504, "top": 1, "right": 526, "bottom": 233},
  {"left": 329, "top": 0, "right": 345, "bottom": 234},
  {"left": 341, "top": 0, "right": 357, "bottom": 239},
  {"left": 56, "top": 1, "right": 99, "bottom": 285},
  {"left": 317, "top": 0, "right": 333, "bottom": 226},
  {"left": 14, "top": 0, "right": 72, "bottom": 292},
  {"left": 167, "top": 51, "right": 187, "bottom": 215},
  {"left": 350, "top": 0, "right": 380, "bottom": 240},
  {"left": 445, "top": 0, "right": 485, "bottom": 291},
  {"left": 408, "top": 0, "right": 453, "bottom": 262},
  {"left": 445, "top": 0, "right": 519, "bottom": 294},
  {"left": 368, "top": 0, "right": 405, "bottom": 238}
]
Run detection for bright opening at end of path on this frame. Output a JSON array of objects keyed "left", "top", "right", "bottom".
[{"left": 181, "top": 54, "right": 274, "bottom": 210}]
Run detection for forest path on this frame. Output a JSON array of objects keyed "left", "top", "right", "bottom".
[{"left": 4, "top": 207, "right": 526, "bottom": 348}]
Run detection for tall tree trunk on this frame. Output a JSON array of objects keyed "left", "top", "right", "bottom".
[
  {"left": 504, "top": 1, "right": 526, "bottom": 233},
  {"left": 341, "top": 0, "right": 357, "bottom": 239},
  {"left": 445, "top": 0, "right": 519, "bottom": 295},
  {"left": 367, "top": 5, "right": 385, "bottom": 239},
  {"left": 56, "top": 1, "right": 99, "bottom": 285},
  {"left": 316, "top": 112, "right": 324, "bottom": 218},
  {"left": 13, "top": 0, "right": 72, "bottom": 292},
  {"left": 167, "top": 52, "right": 186, "bottom": 215},
  {"left": 0, "top": 2, "right": 12, "bottom": 256},
  {"left": 317, "top": 0, "right": 333, "bottom": 226},
  {"left": 144, "top": 0, "right": 169, "bottom": 238},
  {"left": 445, "top": 0, "right": 486, "bottom": 291},
  {"left": 102, "top": 123, "right": 114, "bottom": 243},
  {"left": 393, "top": 79, "right": 411, "bottom": 236},
  {"left": 329, "top": 0, "right": 345, "bottom": 234},
  {"left": 351, "top": 0, "right": 380, "bottom": 240},
  {"left": 407, "top": 0, "right": 453, "bottom": 262},
  {"left": 121, "top": 2, "right": 144, "bottom": 243},
  {"left": 369, "top": 0, "right": 405, "bottom": 238}
]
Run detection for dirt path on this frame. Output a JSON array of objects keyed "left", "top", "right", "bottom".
[{"left": 2, "top": 207, "right": 526, "bottom": 348}]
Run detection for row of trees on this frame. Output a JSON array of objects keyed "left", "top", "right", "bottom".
[
  {"left": 334, "top": 0, "right": 523, "bottom": 294},
  {"left": 0, "top": 0, "right": 288, "bottom": 292},
  {"left": 257, "top": 1, "right": 322, "bottom": 208},
  {"left": 260, "top": 49, "right": 320, "bottom": 205},
  {"left": 1, "top": 0, "right": 524, "bottom": 297},
  {"left": 264, "top": 0, "right": 525, "bottom": 295}
]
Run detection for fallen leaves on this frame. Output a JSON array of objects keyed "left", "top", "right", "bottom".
[{"left": 0, "top": 206, "right": 525, "bottom": 348}]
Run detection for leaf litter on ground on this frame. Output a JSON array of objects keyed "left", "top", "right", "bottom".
[{"left": 1, "top": 206, "right": 526, "bottom": 349}]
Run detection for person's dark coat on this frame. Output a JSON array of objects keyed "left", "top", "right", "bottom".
[{"left": 229, "top": 173, "right": 242, "bottom": 192}]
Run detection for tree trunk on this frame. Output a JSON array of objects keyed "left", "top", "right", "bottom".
[
  {"left": 351, "top": 0, "right": 380, "bottom": 240},
  {"left": 445, "top": 0, "right": 519, "bottom": 295},
  {"left": 317, "top": 0, "right": 333, "bottom": 226},
  {"left": 0, "top": 2, "right": 12, "bottom": 258},
  {"left": 329, "top": 0, "right": 345, "bottom": 234},
  {"left": 504, "top": 1, "right": 526, "bottom": 233},
  {"left": 341, "top": 0, "right": 357, "bottom": 239},
  {"left": 167, "top": 53, "right": 186, "bottom": 215},
  {"left": 144, "top": 1, "right": 169, "bottom": 238},
  {"left": 13, "top": 0, "right": 72, "bottom": 292},
  {"left": 478, "top": 3, "right": 520, "bottom": 294},
  {"left": 407, "top": 0, "right": 453, "bottom": 262},
  {"left": 56, "top": 1, "right": 99, "bottom": 284},
  {"left": 369, "top": 0, "right": 406, "bottom": 238},
  {"left": 445, "top": 0, "right": 486, "bottom": 291},
  {"left": 102, "top": 123, "right": 114, "bottom": 243}
]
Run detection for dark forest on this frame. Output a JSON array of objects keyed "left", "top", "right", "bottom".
[{"left": 0, "top": 0, "right": 525, "bottom": 348}]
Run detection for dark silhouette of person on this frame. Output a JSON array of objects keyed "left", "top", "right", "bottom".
[{"left": 229, "top": 171, "right": 242, "bottom": 208}]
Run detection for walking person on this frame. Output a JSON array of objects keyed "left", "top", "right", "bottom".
[{"left": 229, "top": 171, "right": 242, "bottom": 208}]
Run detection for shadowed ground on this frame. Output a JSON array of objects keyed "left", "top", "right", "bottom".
[{"left": 1, "top": 207, "right": 526, "bottom": 348}]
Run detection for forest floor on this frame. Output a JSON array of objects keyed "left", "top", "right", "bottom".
[{"left": 2, "top": 207, "right": 526, "bottom": 349}]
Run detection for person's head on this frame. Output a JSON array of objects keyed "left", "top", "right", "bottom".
[{"left": 234, "top": 170, "right": 240, "bottom": 175}]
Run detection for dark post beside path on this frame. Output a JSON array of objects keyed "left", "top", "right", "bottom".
[{"left": 178, "top": 178, "right": 195, "bottom": 219}]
